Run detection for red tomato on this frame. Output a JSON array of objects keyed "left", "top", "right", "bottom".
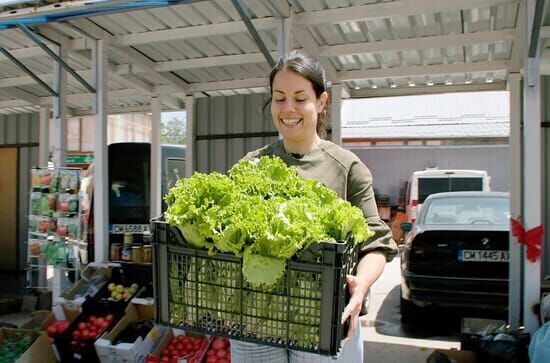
[
  {"left": 47, "top": 325, "right": 57, "bottom": 337},
  {"left": 77, "top": 322, "right": 87, "bottom": 330},
  {"left": 207, "top": 349, "right": 216, "bottom": 357},
  {"left": 105, "top": 314, "right": 114, "bottom": 323},
  {"left": 212, "top": 337, "right": 228, "bottom": 350},
  {"left": 205, "top": 357, "right": 217, "bottom": 363},
  {"left": 72, "top": 330, "right": 81, "bottom": 340},
  {"left": 160, "top": 357, "right": 169, "bottom": 363},
  {"left": 81, "top": 329, "right": 90, "bottom": 340},
  {"left": 216, "top": 349, "right": 227, "bottom": 358},
  {"left": 217, "top": 359, "right": 230, "bottom": 363}
]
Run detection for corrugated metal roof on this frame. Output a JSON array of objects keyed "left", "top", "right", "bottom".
[
  {"left": 0, "top": 0, "right": 541, "bottom": 115},
  {"left": 342, "top": 90, "right": 509, "bottom": 138}
]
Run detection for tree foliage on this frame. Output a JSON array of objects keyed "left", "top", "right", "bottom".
[{"left": 161, "top": 116, "right": 186, "bottom": 144}]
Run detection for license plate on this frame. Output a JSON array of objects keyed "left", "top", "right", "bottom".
[
  {"left": 110, "top": 224, "right": 150, "bottom": 234},
  {"left": 459, "top": 249, "right": 509, "bottom": 262}
]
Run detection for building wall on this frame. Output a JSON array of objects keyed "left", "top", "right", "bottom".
[
  {"left": 349, "top": 144, "right": 510, "bottom": 206},
  {"left": 194, "top": 94, "right": 278, "bottom": 173},
  {"left": 0, "top": 113, "right": 39, "bottom": 271}
]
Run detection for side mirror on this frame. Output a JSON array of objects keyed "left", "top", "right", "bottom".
[{"left": 400, "top": 222, "right": 412, "bottom": 232}]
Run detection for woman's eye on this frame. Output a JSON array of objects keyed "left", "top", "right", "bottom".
[
  {"left": 274, "top": 98, "right": 285, "bottom": 102},
  {"left": 295, "top": 99, "right": 306, "bottom": 102}
]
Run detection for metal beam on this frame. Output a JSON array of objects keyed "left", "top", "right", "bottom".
[
  {"left": 154, "top": 52, "right": 275, "bottom": 72},
  {"left": 350, "top": 81, "right": 506, "bottom": 97},
  {"left": 319, "top": 29, "right": 516, "bottom": 57},
  {"left": 293, "top": 0, "right": 518, "bottom": 25},
  {"left": 338, "top": 60, "right": 509, "bottom": 81},
  {"left": 67, "top": 19, "right": 190, "bottom": 92},
  {"left": 0, "top": 44, "right": 58, "bottom": 96},
  {"left": 17, "top": 24, "right": 96, "bottom": 93},
  {"left": 0, "top": 87, "right": 39, "bottom": 104},
  {"left": 231, "top": 0, "right": 275, "bottom": 67},
  {"left": 110, "top": 17, "right": 277, "bottom": 46}
]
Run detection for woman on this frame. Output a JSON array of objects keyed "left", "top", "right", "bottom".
[{"left": 231, "top": 51, "right": 398, "bottom": 362}]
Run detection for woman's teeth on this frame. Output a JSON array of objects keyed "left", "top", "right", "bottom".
[{"left": 281, "top": 118, "right": 301, "bottom": 126}]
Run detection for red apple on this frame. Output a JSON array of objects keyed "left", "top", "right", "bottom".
[
  {"left": 58, "top": 201, "right": 69, "bottom": 212},
  {"left": 49, "top": 219, "right": 57, "bottom": 232},
  {"left": 41, "top": 174, "right": 52, "bottom": 185},
  {"left": 38, "top": 220, "right": 48, "bottom": 233},
  {"left": 57, "top": 226, "right": 67, "bottom": 236}
]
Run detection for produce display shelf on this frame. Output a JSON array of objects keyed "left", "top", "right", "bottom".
[{"left": 151, "top": 220, "right": 358, "bottom": 357}]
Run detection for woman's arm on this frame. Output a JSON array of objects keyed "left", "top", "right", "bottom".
[{"left": 341, "top": 250, "right": 386, "bottom": 339}]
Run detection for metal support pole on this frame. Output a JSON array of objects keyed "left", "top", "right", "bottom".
[
  {"left": 522, "top": 0, "right": 543, "bottom": 332},
  {"left": 185, "top": 95, "right": 195, "bottom": 178},
  {"left": 508, "top": 72, "right": 522, "bottom": 330},
  {"left": 93, "top": 39, "right": 108, "bottom": 263},
  {"left": 330, "top": 84, "right": 342, "bottom": 145},
  {"left": 38, "top": 106, "right": 50, "bottom": 167},
  {"left": 52, "top": 44, "right": 67, "bottom": 167},
  {"left": 151, "top": 97, "right": 162, "bottom": 219}
]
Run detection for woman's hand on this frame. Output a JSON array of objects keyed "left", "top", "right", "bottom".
[
  {"left": 341, "top": 274, "right": 368, "bottom": 340},
  {"left": 341, "top": 250, "right": 386, "bottom": 340}
]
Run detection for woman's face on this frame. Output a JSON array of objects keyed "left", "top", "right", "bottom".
[{"left": 271, "top": 69, "right": 327, "bottom": 144}]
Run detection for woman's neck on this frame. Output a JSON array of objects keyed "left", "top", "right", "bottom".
[{"left": 283, "top": 135, "right": 322, "bottom": 155}]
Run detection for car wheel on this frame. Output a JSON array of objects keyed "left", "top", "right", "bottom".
[
  {"left": 400, "top": 295, "right": 422, "bottom": 323},
  {"left": 360, "top": 288, "right": 371, "bottom": 316}
]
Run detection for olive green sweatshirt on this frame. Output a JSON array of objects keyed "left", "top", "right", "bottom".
[{"left": 245, "top": 139, "right": 398, "bottom": 261}]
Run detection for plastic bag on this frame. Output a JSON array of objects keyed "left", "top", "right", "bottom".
[
  {"left": 461, "top": 331, "right": 530, "bottom": 363},
  {"left": 529, "top": 321, "right": 550, "bottom": 363}
]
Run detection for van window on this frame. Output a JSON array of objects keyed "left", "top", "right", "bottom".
[
  {"left": 418, "top": 177, "right": 483, "bottom": 203},
  {"left": 450, "top": 178, "right": 483, "bottom": 192}
]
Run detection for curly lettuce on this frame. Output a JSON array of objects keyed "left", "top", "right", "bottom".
[{"left": 164, "top": 156, "right": 374, "bottom": 287}]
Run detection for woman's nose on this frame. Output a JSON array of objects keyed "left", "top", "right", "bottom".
[{"left": 280, "top": 99, "right": 294, "bottom": 110}]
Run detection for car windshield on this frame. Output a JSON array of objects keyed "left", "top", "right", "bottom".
[{"left": 422, "top": 196, "right": 509, "bottom": 225}]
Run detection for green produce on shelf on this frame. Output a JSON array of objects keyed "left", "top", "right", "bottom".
[{"left": 0, "top": 333, "right": 34, "bottom": 363}]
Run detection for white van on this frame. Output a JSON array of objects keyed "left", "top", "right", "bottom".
[{"left": 405, "top": 169, "right": 491, "bottom": 222}]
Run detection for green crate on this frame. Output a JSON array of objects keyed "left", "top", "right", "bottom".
[{"left": 151, "top": 220, "right": 358, "bottom": 357}]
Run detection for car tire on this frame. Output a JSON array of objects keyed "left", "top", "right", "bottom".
[{"left": 400, "top": 295, "right": 422, "bottom": 323}]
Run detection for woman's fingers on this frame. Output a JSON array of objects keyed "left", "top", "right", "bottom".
[{"left": 341, "top": 275, "right": 364, "bottom": 339}]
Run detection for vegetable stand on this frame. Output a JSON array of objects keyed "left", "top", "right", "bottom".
[{"left": 152, "top": 219, "right": 358, "bottom": 357}]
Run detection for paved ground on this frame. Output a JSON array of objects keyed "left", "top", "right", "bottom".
[{"left": 361, "top": 255, "right": 460, "bottom": 363}]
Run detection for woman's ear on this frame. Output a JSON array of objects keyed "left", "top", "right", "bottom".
[{"left": 317, "top": 91, "right": 329, "bottom": 113}]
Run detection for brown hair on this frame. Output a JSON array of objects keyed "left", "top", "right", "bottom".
[{"left": 264, "top": 51, "right": 328, "bottom": 138}]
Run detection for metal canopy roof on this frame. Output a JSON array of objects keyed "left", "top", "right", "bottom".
[{"left": 0, "top": 0, "right": 543, "bottom": 115}]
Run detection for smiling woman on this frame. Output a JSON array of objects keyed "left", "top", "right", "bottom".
[{"left": 232, "top": 51, "right": 398, "bottom": 363}]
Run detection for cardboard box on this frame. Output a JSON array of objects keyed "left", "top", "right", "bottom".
[
  {"left": 52, "top": 300, "right": 82, "bottom": 321},
  {"left": 95, "top": 303, "right": 165, "bottom": 363},
  {"left": 427, "top": 349, "right": 477, "bottom": 363},
  {"left": 18, "top": 310, "right": 55, "bottom": 330},
  {"left": 59, "top": 264, "right": 111, "bottom": 303},
  {"left": 0, "top": 328, "right": 56, "bottom": 363}
]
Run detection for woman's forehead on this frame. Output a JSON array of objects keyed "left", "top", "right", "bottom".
[{"left": 272, "top": 70, "right": 314, "bottom": 92}]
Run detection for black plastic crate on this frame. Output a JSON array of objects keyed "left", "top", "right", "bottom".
[
  {"left": 152, "top": 220, "right": 358, "bottom": 357},
  {"left": 53, "top": 299, "right": 126, "bottom": 363}
]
